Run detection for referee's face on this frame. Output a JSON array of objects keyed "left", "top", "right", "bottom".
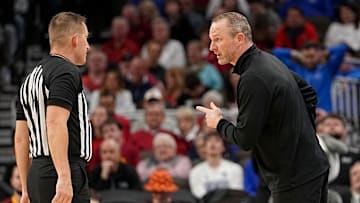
[{"left": 74, "top": 23, "right": 90, "bottom": 65}]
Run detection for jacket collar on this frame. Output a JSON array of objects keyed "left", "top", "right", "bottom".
[{"left": 233, "top": 44, "right": 258, "bottom": 75}]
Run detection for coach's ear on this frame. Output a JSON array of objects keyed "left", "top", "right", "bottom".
[{"left": 236, "top": 32, "right": 245, "bottom": 43}]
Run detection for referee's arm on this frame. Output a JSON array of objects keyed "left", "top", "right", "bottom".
[
  {"left": 47, "top": 105, "right": 73, "bottom": 203},
  {"left": 14, "top": 120, "right": 30, "bottom": 203}
]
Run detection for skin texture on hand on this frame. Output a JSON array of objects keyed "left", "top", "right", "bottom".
[
  {"left": 52, "top": 176, "right": 73, "bottom": 203},
  {"left": 196, "top": 102, "right": 224, "bottom": 128}
]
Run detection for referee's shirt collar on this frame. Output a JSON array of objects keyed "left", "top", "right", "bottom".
[{"left": 233, "top": 44, "right": 258, "bottom": 75}]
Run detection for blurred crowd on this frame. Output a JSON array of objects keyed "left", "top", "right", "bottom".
[{"left": 1, "top": 0, "right": 360, "bottom": 202}]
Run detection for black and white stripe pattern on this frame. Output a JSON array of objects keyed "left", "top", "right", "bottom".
[
  {"left": 20, "top": 65, "right": 49, "bottom": 157},
  {"left": 78, "top": 92, "right": 92, "bottom": 161},
  {"left": 19, "top": 65, "right": 92, "bottom": 161}
]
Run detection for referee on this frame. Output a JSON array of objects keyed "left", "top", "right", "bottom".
[{"left": 14, "top": 12, "right": 92, "bottom": 203}]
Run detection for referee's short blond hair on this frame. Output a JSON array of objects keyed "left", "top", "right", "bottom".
[{"left": 48, "top": 12, "right": 87, "bottom": 48}]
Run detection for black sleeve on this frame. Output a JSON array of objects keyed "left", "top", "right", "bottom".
[
  {"left": 291, "top": 71, "right": 318, "bottom": 129},
  {"left": 217, "top": 75, "right": 271, "bottom": 151},
  {"left": 16, "top": 92, "right": 26, "bottom": 120},
  {"left": 47, "top": 68, "right": 80, "bottom": 111}
]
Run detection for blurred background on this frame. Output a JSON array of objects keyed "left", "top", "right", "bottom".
[{"left": 0, "top": 0, "right": 360, "bottom": 202}]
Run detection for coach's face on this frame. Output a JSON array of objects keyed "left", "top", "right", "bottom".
[{"left": 209, "top": 19, "right": 239, "bottom": 65}]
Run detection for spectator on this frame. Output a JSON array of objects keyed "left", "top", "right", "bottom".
[
  {"left": 118, "top": 53, "right": 134, "bottom": 79},
  {"left": 179, "top": 0, "right": 206, "bottom": 36},
  {"left": 89, "top": 138, "right": 142, "bottom": 191},
  {"left": 141, "top": 17, "right": 186, "bottom": 69},
  {"left": 277, "top": 0, "right": 340, "bottom": 19},
  {"left": 90, "top": 119, "right": 140, "bottom": 170},
  {"left": 189, "top": 132, "right": 244, "bottom": 199},
  {"left": 89, "top": 68, "right": 136, "bottom": 115},
  {"left": 124, "top": 56, "right": 157, "bottom": 108},
  {"left": 98, "top": 91, "right": 132, "bottom": 144},
  {"left": 316, "top": 114, "right": 360, "bottom": 200},
  {"left": 274, "top": 6, "right": 319, "bottom": 49},
  {"left": 206, "top": 0, "right": 249, "bottom": 20},
  {"left": 325, "top": 2, "right": 360, "bottom": 55},
  {"left": 349, "top": 162, "right": 360, "bottom": 203},
  {"left": 131, "top": 101, "right": 188, "bottom": 157},
  {"left": 247, "top": 0, "right": 281, "bottom": 51},
  {"left": 142, "top": 40, "right": 166, "bottom": 84},
  {"left": 2, "top": 163, "right": 21, "bottom": 203},
  {"left": 201, "top": 90, "right": 224, "bottom": 110},
  {"left": 82, "top": 48, "right": 108, "bottom": 94},
  {"left": 88, "top": 105, "right": 110, "bottom": 172},
  {"left": 101, "top": 16, "right": 140, "bottom": 65},
  {"left": 164, "top": 0, "right": 196, "bottom": 45},
  {"left": 137, "top": 132, "right": 192, "bottom": 187},
  {"left": 186, "top": 40, "right": 224, "bottom": 91},
  {"left": 131, "top": 89, "right": 178, "bottom": 133},
  {"left": 164, "top": 68, "right": 185, "bottom": 108},
  {"left": 175, "top": 106, "right": 200, "bottom": 142},
  {"left": 121, "top": 3, "right": 150, "bottom": 47},
  {"left": 130, "top": 0, "right": 166, "bottom": 15},
  {"left": 137, "top": 0, "right": 160, "bottom": 41},
  {"left": 144, "top": 168, "right": 179, "bottom": 203},
  {"left": 273, "top": 42, "right": 347, "bottom": 112},
  {"left": 103, "top": 119, "right": 140, "bottom": 166},
  {"left": 177, "top": 72, "right": 209, "bottom": 108},
  {"left": 188, "top": 135, "right": 207, "bottom": 166}
]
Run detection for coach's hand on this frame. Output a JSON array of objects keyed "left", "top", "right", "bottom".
[
  {"left": 20, "top": 192, "right": 30, "bottom": 203},
  {"left": 52, "top": 176, "right": 73, "bottom": 203},
  {"left": 196, "top": 102, "right": 223, "bottom": 128}
]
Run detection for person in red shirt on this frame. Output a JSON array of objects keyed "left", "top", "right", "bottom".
[
  {"left": 131, "top": 101, "right": 189, "bottom": 159},
  {"left": 101, "top": 17, "right": 140, "bottom": 65},
  {"left": 275, "top": 6, "right": 319, "bottom": 49},
  {"left": 87, "top": 105, "right": 110, "bottom": 172},
  {"left": 82, "top": 48, "right": 108, "bottom": 93}
]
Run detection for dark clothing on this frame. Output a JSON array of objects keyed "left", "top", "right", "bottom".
[
  {"left": 216, "top": 45, "right": 329, "bottom": 194},
  {"left": 329, "top": 148, "right": 360, "bottom": 201},
  {"left": 28, "top": 157, "right": 89, "bottom": 203},
  {"left": 89, "top": 162, "right": 142, "bottom": 191},
  {"left": 272, "top": 170, "right": 328, "bottom": 203},
  {"left": 16, "top": 55, "right": 92, "bottom": 161},
  {"left": 330, "top": 148, "right": 360, "bottom": 186},
  {"left": 16, "top": 55, "right": 93, "bottom": 202}
]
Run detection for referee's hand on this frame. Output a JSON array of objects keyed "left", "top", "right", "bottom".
[
  {"left": 52, "top": 177, "right": 73, "bottom": 203},
  {"left": 196, "top": 102, "right": 223, "bottom": 128}
]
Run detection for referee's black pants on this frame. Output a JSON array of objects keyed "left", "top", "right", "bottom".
[
  {"left": 272, "top": 170, "right": 329, "bottom": 203},
  {"left": 27, "top": 157, "right": 90, "bottom": 203}
]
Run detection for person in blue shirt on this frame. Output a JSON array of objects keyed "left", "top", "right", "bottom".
[
  {"left": 273, "top": 42, "right": 348, "bottom": 112},
  {"left": 277, "top": 0, "right": 343, "bottom": 19}
]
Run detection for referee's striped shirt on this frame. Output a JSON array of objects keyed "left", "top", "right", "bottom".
[{"left": 16, "top": 55, "right": 92, "bottom": 162}]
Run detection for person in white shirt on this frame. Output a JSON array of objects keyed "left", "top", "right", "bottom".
[
  {"left": 141, "top": 17, "right": 186, "bottom": 69},
  {"left": 325, "top": 2, "right": 360, "bottom": 52},
  {"left": 189, "top": 132, "right": 244, "bottom": 199}
]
